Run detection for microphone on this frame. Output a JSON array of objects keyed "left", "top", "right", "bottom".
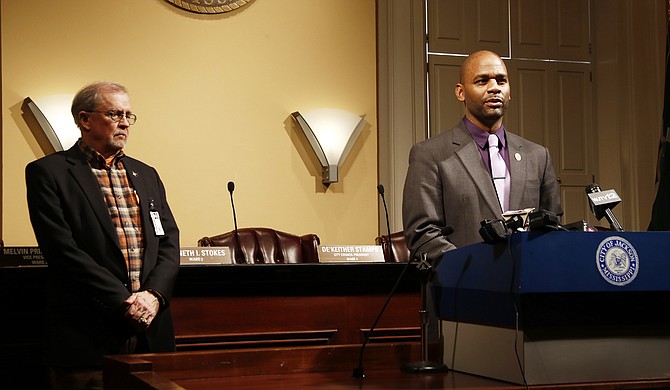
[
  {"left": 354, "top": 186, "right": 451, "bottom": 379},
  {"left": 377, "top": 184, "right": 395, "bottom": 263},
  {"left": 227, "top": 181, "right": 242, "bottom": 262},
  {"left": 479, "top": 214, "right": 524, "bottom": 243},
  {"left": 227, "top": 181, "right": 238, "bottom": 234},
  {"left": 480, "top": 210, "right": 564, "bottom": 244},
  {"left": 585, "top": 183, "right": 624, "bottom": 231},
  {"left": 353, "top": 184, "right": 395, "bottom": 378},
  {"left": 526, "top": 209, "right": 562, "bottom": 231}
]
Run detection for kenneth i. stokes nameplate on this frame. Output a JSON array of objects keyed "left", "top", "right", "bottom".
[{"left": 180, "top": 246, "right": 232, "bottom": 265}]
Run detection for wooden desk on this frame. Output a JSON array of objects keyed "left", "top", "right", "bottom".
[
  {"left": 171, "top": 263, "right": 422, "bottom": 350},
  {"left": 0, "top": 262, "right": 421, "bottom": 389}
]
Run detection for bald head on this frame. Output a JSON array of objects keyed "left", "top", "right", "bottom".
[
  {"left": 455, "top": 50, "right": 510, "bottom": 131},
  {"left": 459, "top": 50, "right": 506, "bottom": 83}
]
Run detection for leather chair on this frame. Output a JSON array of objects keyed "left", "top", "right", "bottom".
[
  {"left": 375, "top": 231, "right": 410, "bottom": 263},
  {"left": 198, "top": 227, "right": 320, "bottom": 264}
]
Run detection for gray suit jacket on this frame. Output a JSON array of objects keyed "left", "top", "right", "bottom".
[{"left": 402, "top": 120, "right": 562, "bottom": 261}]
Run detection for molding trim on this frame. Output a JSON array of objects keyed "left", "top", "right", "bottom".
[{"left": 377, "top": 0, "right": 426, "bottom": 236}]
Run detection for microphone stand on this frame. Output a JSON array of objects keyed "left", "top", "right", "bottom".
[
  {"left": 352, "top": 258, "right": 414, "bottom": 378},
  {"left": 604, "top": 209, "right": 624, "bottom": 232},
  {"left": 401, "top": 252, "right": 449, "bottom": 373},
  {"left": 353, "top": 184, "right": 406, "bottom": 379}
]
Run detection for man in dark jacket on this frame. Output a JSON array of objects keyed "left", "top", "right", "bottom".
[{"left": 26, "top": 81, "right": 180, "bottom": 390}]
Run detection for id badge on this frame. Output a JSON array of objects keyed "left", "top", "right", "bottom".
[
  {"left": 149, "top": 198, "right": 165, "bottom": 236},
  {"left": 150, "top": 211, "right": 165, "bottom": 236}
]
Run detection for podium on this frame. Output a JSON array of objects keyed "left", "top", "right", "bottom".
[{"left": 432, "top": 231, "right": 670, "bottom": 385}]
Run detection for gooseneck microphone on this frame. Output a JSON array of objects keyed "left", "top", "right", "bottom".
[
  {"left": 227, "top": 181, "right": 238, "bottom": 235},
  {"left": 377, "top": 184, "right": 395, "bottom": 263},
  {"left": 227, "top": 181, "right": 243, "bottom": 262},
  {"left": 353, "top": 184, "right": 403, "bottom": 379},
  {"left": 353, "top": 184, "right": 453, "bottom": 378},
  {"left": 585, "top": 183, "right": 624, "bottom": 232}
]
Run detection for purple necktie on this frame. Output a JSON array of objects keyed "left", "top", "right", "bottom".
[{"left": 488, "top": 133, "right": 509, "bottom": 212}]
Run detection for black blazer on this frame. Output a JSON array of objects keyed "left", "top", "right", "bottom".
[{"left": 25, "top": 145, "right": 180, "bottom": 368}]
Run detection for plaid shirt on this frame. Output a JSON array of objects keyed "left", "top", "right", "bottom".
[{"left": 79, "top": 140, "right": 145, "bottom": 292}]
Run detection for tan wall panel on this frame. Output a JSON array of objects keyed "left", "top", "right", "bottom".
[
  {"left": 558, "top": 72, "right": 588, "bottom": 173},
  {"left": 377, "top": 0, "right": 427, "bottom": 233},
  {"left": 561, "top": 186, "right": 597, "bottom": 226},
  {"left": 2, "top": 0, "right": 378, "bottom": 246},
  {"left": 513, "top": 68, "right": 551, "bottom": 145},
  {"left": 512, "top": 0, "right": 590, "bottom": 61},
  {"left": 428, "top": 57, "right": 466, "bottom": 137},
  {"left": 429, "top": 0, "right": 467, "bottom": 53},
  {"left": 557, "top": 0, "right": 590, "bottom": 60},
  {"left": 378, "top": 0, "right": 663, "bottom": 234},
  {"left": 558, "top": 0, "right": 586, "bottom": 51},
  {"left": 515, "top": 0, "right": 547, "bottom": 48},
  {"left": 428, "top": 0, "right": 509, "bottom": 55},
  {"left": 557, "top": 65, "right": 594, "bottom": 186},
  {"left": 475, "top": 0, "right": 509, "bottom": 47}
]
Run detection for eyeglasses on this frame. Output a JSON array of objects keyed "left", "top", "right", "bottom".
[{"left": 87, "top": 110, "right": 137, "bottom": 125}]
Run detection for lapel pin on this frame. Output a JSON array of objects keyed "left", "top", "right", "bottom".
[
  {"left": 132, "top": 171, "right": 138, "bottom": 177},
  {"left": 515, "top": 153, "right": 522, "bottom": 161}
]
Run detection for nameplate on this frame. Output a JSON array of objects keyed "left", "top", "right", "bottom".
[
  {"left": 1, "top": 246, "right": 46, "bottom": 266},
  {"left": 180, "top": 246, "right": 232, "bottom": 265},
  {"left": 318, "top": 245, "right": 385, "bottom": 263}
]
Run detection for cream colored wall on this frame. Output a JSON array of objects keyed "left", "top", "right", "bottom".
[{"left": 1, "top": 0, "right": 378, "bottom": 246}]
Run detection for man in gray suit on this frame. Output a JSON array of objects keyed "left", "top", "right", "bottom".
[{"left": 403, "top": 50, "right": 562, "bottom": 261}]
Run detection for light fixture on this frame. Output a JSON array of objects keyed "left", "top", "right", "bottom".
[
  {"left": 24, "top": 94, "right": 79, "bottom": 152},
  {"left": 291, "top": 108, "right": 365, "bottom": 184}
]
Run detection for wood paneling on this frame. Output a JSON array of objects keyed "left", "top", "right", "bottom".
[
  {"left": 507, "top": 60, "right": 594, "bottom": 224},
  {"left": 562, "top": 185, "right": 594, "bottom": 225},
  {"left": 511, "top": 0, "right": 591, "bottom": 61},
  {"left": 556, "top": 64, "right": 596, "bottom": 224},
  {"left": 428, "top": 56, "right": 465, "bottom": 137},
  {"left": 170, "top": 293, "right": 420, "bottom": 349},
  {"left": 427, "top": 0, "right": 509, "bottom": 55},
  {"left": 379, "top": 0, "right": 663, "bottom": 232},
  {"left": 508, "top": 64, "right": 552, "bottom": 145},
  {"left": 170, "top": 264, "right": 422, "bottom": 349},
  {"left": 377, "top": 0, "right": 426, "bottom": 233},
  {"left": 0, "top": 263, "right": 422, "bottom": 389},
  {"left": 426, "top": 0, "right": 595, "bottom": 224}
]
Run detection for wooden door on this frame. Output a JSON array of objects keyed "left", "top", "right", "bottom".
[{"left": 426, "top": 0, "right": 596, "bottom": 226}]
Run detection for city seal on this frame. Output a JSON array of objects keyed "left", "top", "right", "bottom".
[
  {"left": 164, "top": 0, "right": 252, "bottom": 14},
  {"left": 595, "top": 236, "right": 639, "bottom": 286}
]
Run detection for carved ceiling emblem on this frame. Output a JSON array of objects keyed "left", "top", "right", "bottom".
[{"left": 165, "top": 0, "right": 252, "bottom": 14}]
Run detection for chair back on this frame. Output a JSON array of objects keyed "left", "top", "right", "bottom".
[
  {"left": 375, "top": 231, "right": 410, "bottom": 262},
  {"left": 198, "top": 227, "right": 320, "bottom": 264}
]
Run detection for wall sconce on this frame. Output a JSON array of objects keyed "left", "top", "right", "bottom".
[
  {"left": 24, "top": 94, "right": 79, "bottom": 152},
  {"left": 291, "top": 108, "right": 365, "bottom": 184}
]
